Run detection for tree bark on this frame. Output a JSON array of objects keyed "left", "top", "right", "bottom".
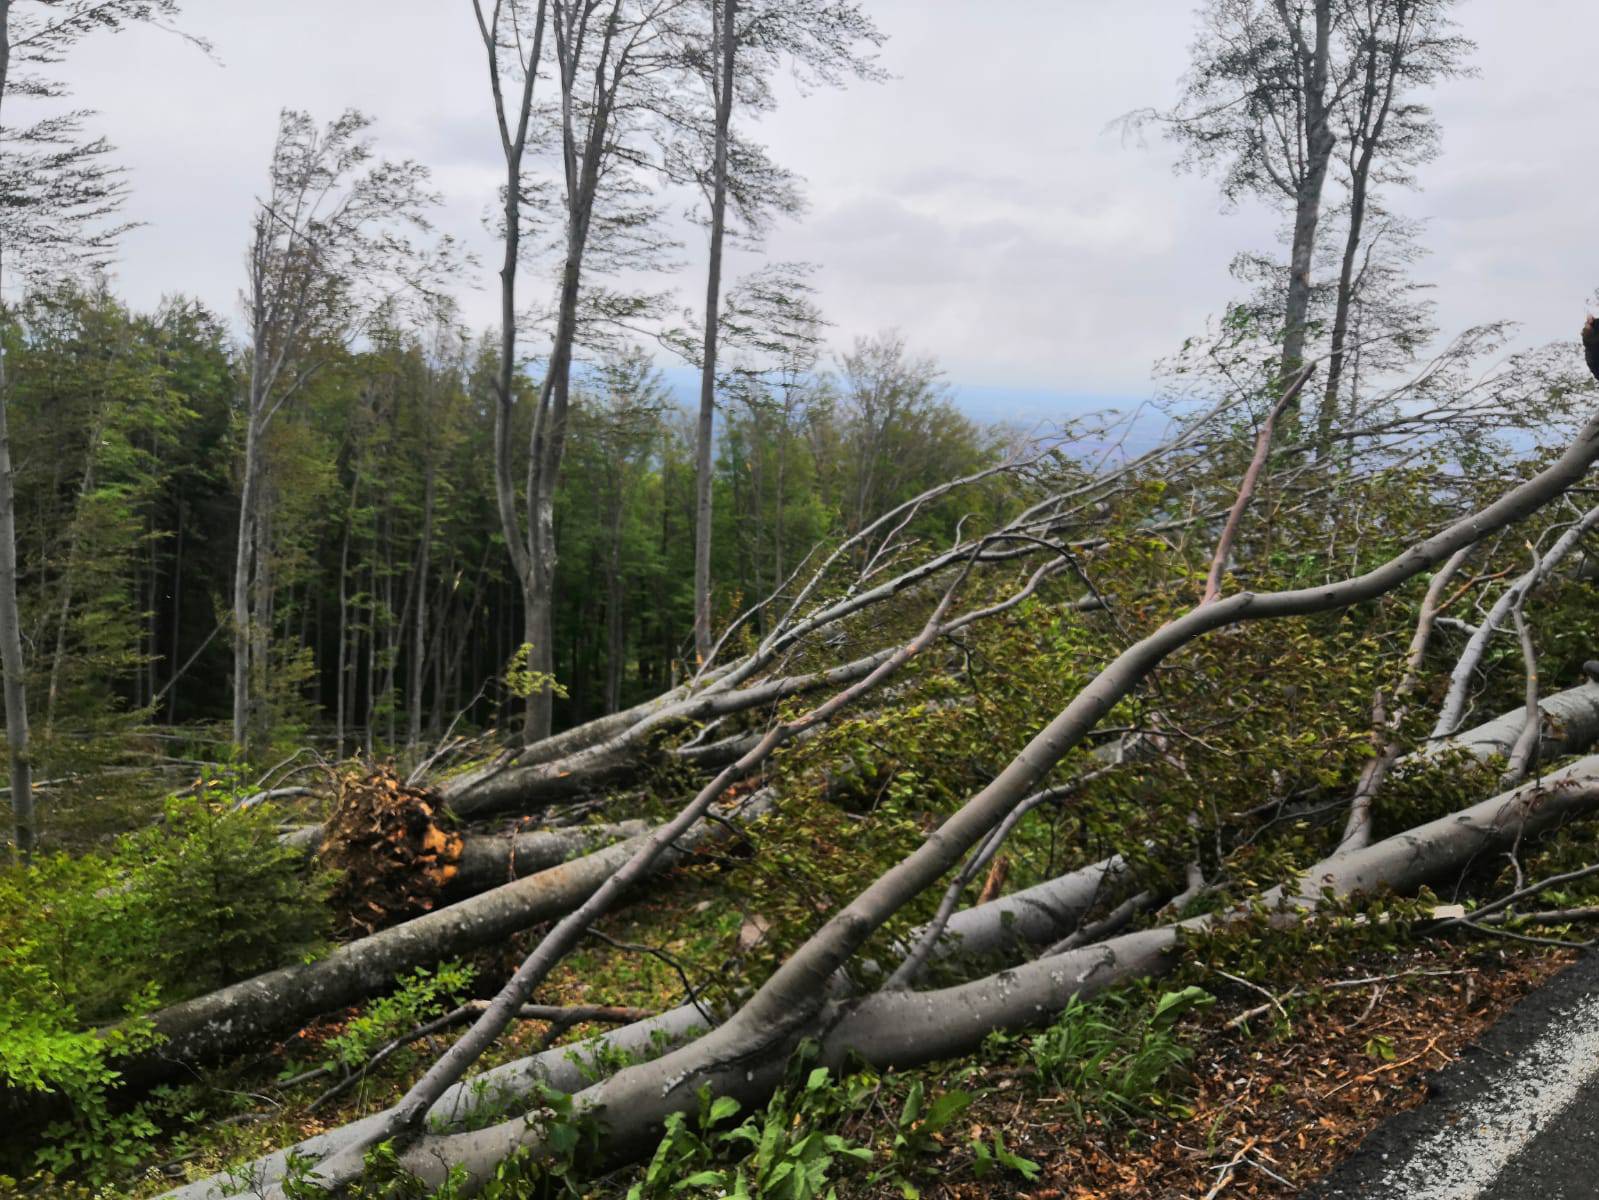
[
  {"left": 1279, "top": 0, "right": 1336, "bottom": 386},
  {"left": 0, "top": 254, "right": 34, "bottom": 862},
  {"left": 162, "top": 846, "right": 1131, "bottom": 1200},
  {"left": 475, "top": 0, "right": 549, "bottom": 744},
  {"left": 0, "top": 5, "right": 35, "bottom": 856},
  {"left": 693, "top": 0, "right": 736, "bottom": 665},
  {"left": 188, "top": 752, "right": 1599, "bottom": 1200},
  {"left": 409, "top": 453, "right": 435, "bottom": 756},
  {"left": 375, "top": 758, "right": 1599, "bottom": 1196},
  {"left": 231, "top": 390, "right": 261, "bottom": 753},
  {"left": 1431, "top": 500, "right": 1599, "bottom": 738},
  {"left": 0, "top": 4, "right": 37, "bottom": 857},
  {"left": 1314, "top": 2, "right": 1406, "bottom": 446},
  {"left": 112, "top": 791, "right": 774, "bottom": 1081}
]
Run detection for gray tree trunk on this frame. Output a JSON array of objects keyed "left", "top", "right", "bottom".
[
  {"left": 472, "top": 0, "right": 547, "bottom": 745},
  {"left": 604, "top": 483, "right": 626, "bottom": 713},
  {"left": 170, "top": 752, "right": 1599, "bottom": 1200},
  {"left": 0, "top": 279, "right": 34, "bottom": 862},
  {"left": 408, "top": 457, "right": 434, "bottom": 756},
  {"left": 1314, "top": 4, "right": 1406, "bottom": 446},
  {"left": 693, "top": 0, "right": 736, "bottom": 664},
  {"left": 231, "top": 368, "right": 263, "bottom": 752},
  {"left": 113, "top": 792, "right": 774, "bottom": 1080},
  {"left": 1279, "top": 0, "right": 1335, "bottom": 385}
]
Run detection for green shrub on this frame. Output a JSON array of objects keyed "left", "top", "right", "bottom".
[
  {"left": 1015, "top": 985, "right": 1214, "bottom": 1126},
  {"left": 0, "top": 786, "right": 331, "bottom": 1183},
  {"left": 124, "top": 791, "right": 332, "bottom": 992},
  {"left": 628, "top": 1064, "right": 874, "bottom": 1200},
  {"left": 318, "top": 961, "right": 475, "bottom": 1073}
]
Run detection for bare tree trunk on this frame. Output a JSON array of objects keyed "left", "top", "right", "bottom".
[
  {"left": 335, "top": 479, "right": 356, "bottom": 760},
  {"left": 693, "top": 0, "right": 736, "bottom": 665},
  {"left": 409, "top": 457, "right": 434, "bottom": 757},
  {"left": 250, "top": 500, "right": 273, "bottom": 744},
  {"left": 166, "top": 498, "right": 183, "bottom": 722},
  {"left": 364, "top": 559, "right": 377, "bottom": 757},
  {"left": 474, "top": 0, "right": 548, "bottom": 744},
  {"left": 604, "top": 485, "right": 626, "bottom": 713},
  {"left": 0, "top": 254, "right": 34, "bottom": 860},
  {"left": 231, "top": 391, "right": 262, "bottom": 753},
  {"left": 1279, "top": 0, "right": 1335, "bottom": 385},
  {"left": 1315, "top": 3, "right": 1406, "bottom": 447},
  {"left": 43, "top": 422, "right": 103, "bottom": 732},
  {"left": 145, "top": 509, "right": 160, "bottom": 709}
]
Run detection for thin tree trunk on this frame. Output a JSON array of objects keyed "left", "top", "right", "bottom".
[
  {"left": 44, "top": 428, "right": 101, "bottom": 732},
  {"left": 474, "top": 0, "right": 548, "bottom": 744},
  {"left": 1279, "top": 0, "right": 1336, "bottom": 386},
  {"left": 693, "top": 0, "right": 736, "bottom": 665},
  {"left": 231, "top": 394, "right": 262, "bottom": 752},
  {"left": 408, "top": 457, "right": 434, "bottom": 756},
  {"left": 364, "top": 559, "right": 377, "bottom": 758},
  {"left": 146, "top": 505, "right": 160, "bottom": 710},
  {"left": 604, "top": 485, "right": 626, "bottom": 714},
  {"left": 1315, "top": 4, "right": 1405, "bottom": 447},
  {"left": 250, "top": 500, "right": 273, "bottom": 744},
  {"left": 384, "top": 511, "right": 398, "bottom": 748},
  {"left": 167, "top": 499, "right": 184, "bottom": 722},
  {"left": 336, "top": 472, "right": 360, "bottom": 759},
  {"left": 0, "top": 249, "right": 35, "bottom": 860}
]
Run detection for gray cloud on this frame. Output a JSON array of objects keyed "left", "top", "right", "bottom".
[{"left": 43, "top": 0, "right": 1598, "bottom": 406}]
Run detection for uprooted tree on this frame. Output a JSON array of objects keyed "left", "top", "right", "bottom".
[{"left": 116, "top": 318, "right": 1599, "bottom": 1199}]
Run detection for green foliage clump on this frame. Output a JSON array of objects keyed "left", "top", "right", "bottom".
[
  {"left": 630, "top": 1067, "right": 873, "bottom": 1200},
  {"left": 317, "top": 961, "right": 475, "bottom": 1073},
  {"left": 0, "top": 787, "right": 330, "bottom": 1184},
  {"left": 994, "top": 985, "right": 1214, "bottom": 1128},
  {"left": 128, "top": 791, "right": 333, "bottom": 993}
]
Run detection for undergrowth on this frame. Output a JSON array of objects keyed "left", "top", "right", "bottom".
[{"left": 0, "top": 786, "right": 330, "bottom": 1187}]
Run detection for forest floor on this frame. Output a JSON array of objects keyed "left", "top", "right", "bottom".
[
  {"left": 919, "top": 943, "right": 1574, "bottom": 1200},
  {"left": 28, "top": 754, "right": 1595, "bottom": 1200},
  {"left": 140, "top": 843, "right": 1578, "bottom": 1200}
]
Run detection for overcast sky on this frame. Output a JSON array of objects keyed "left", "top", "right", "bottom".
[{"left": 54, "top": 1, "right": 1599, "bottom": 419}]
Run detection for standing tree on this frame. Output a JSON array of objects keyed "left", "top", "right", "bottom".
[
  {"left": 470, "top": 0, "right": 551, "bottom": 744},
  {"left": 1141, "top": 0, "right": 1355, "bottom": 389},
  {"left": 679, "top": 0, "right": 882, "bottom": 663},
  {"left": 475, "top": 0, "right": 686, "bottom": 742},
  {"left": 0, "top": 0, "right": 203, "bottom": 858},
  {"left": 689, "top": 0, "right": 736, "bottom": 665},
  {"left": 1141, "top": 0, "right": 1469, "bottom": 442},
  {"left": 232, "top": 109, "right": 445, "bottom": 755},
  {"left": 1314, "top": 0, "right": 1468, "bottom": 444}
]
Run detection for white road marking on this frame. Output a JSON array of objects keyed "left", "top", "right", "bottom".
[{"left": 1368, "top": 988, "right": 1599, "bottom": 1198}]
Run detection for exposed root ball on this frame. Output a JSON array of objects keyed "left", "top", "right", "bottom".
[{"left": 318, "top": 767, "right": 464, "bottom": 935}]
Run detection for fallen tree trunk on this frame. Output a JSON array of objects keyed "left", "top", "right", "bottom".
[
  {"left": 114, "top": 791, "right": 773, "bottom": 1082},
  {"left": 294, "top": 390, "right": 1599, "bottom": 1194},
  {"left": 277, "top": 818, "right": 650, "bottom": 896},
  {"left": 160, "top": 850, "right": 1133, "bottom": 1199},
  {"left": 159, "top": 1003, "right": 718, "bottom": 1200},
  {"left": 447, "top": 821, "right": 652, "bottom": 897},
  {"left": 354, "top": 757, "right": 1599, "bottom": 1193},
  {"left": 442, "top": 646, "right": 911, "bottom": 817},
  {"left": 168, "top": 745, "right": 1599, "bottom": 1200},
  {"left": 1431, "top": 500, "right": 1599, "bottom": 738},
  {"left": 169, "top": 377, "right": 1599, "bottom": 1196},
  {"left": 1417, "top": 676, "right": 1599, "bottom": 766},
  {"left": 834, "top": 757, "right": 1599, "bottom": 1068}
]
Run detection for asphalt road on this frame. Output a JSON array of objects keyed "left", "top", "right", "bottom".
[{"left": 1311, "top": 949, "right": 1599, "bottom": 1199}]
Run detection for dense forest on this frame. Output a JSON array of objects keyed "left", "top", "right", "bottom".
[
  {"left": 1, "top": 279, "right": 989, "bottom": 781},
  {"left": 6, "top": 1, "right": 1599, "bottom": 1198}
]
